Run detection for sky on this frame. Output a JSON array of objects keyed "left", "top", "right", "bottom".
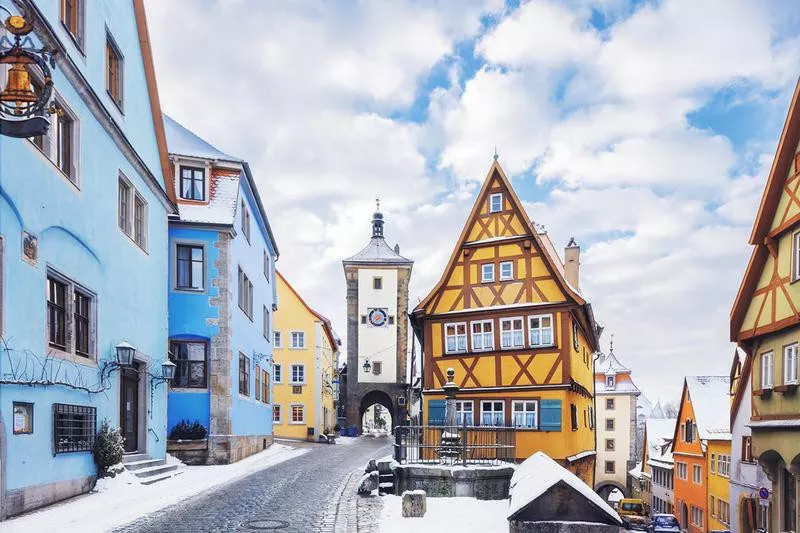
[{"left": 145, "top": 0, "right": 800, "bottom": 405}]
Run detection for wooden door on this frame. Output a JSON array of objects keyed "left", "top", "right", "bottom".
[{"left": 120, "top": 365, "right": 139, "bottom": 452}]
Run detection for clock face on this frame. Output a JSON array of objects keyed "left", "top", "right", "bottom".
[{"left": 368, "top": 308, "right": 388, "bottom": 327}]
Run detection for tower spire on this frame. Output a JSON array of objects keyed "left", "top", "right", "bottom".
[{"left": 372, "top": 199, "right": 384, "bottom": 238}]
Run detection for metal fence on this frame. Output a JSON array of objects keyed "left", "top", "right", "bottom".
[{"left": 394, "top": 424, "right": 516, "bottom": 466}]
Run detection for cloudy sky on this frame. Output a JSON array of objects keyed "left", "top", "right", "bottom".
[{"left": 145, "top": 0, "right": 800, "bottom": 404}]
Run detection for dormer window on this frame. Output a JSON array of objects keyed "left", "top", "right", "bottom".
[
  {"left": 179, "top": 166, "right": 205, "bottom": 201},
  {"left": 489, "top": 193, "right": 503, "bottom": 213},
  {"left": 606, "top": 375, "right": 616, "bottom": 389}
]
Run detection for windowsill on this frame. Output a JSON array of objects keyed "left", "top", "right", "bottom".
[
  {"left": 60, "top": 23, "right": 86, "bottom": 56},
  {"left": 26, "top": 139, "right": 81, "bottom": 191},
  {"left": 499, "top": 277, "right": 514, "bottom": 282},
  {"left": 169, "top": 387, "right": 209, "bottom": 393},
  {"left": 177, "top": 197, "right": 209, "bottom": 204},
  {"left": 106, "top": 91, "right": 124, "bottom": 115},
  {"left": 289, "top": 382, "right": 306, "bottom": 386},
  {"left": 174, "top": 287, "right": 206, "bottom": 294},
  {"left": 774, "top": 383, "right": 798, "bottom": 394},
  {"left": 119, "top": 227, "right": 149, "bottom": 255},
  {"left": 47, "top": 347, "right": 98, "bottom": 368},
  {"left": 753, "top": 388, "right": 773, "bottom": 397},
  {"left": 288, "top": 347, "right": 306, "bottom": 350},
  {"left": 288, "top": 421, "right": 305, "bottom": 425}
]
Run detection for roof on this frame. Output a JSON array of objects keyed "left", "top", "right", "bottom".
[
  {"left": 646, "top": 418, "right": 677, "bottom": 467},
  {"left": 164, "top": 115, "right": 241, "bottom": 162},
  {"left": 629, "top": 462, "right": 643, "bottom": 479},
  {"left": 731, "top": 347, "right": 753, "bottom": 428},
  {"left": 343, "top": 237, "right": 413, "bottom": 265},
  {"left": 595, "top": 349, "right": 631, "bottom": 374},
  {"left": 175, "top": 169, "right": 241, "bottom": 225},
  {"left": 685, "top": 376, "right": 732, "bottom": 441},
  {"left": 277, "top": 271, "right": 340, "bottom": 349}
]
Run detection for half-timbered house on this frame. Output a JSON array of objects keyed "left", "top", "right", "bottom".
[{"left": 411, "top": 159, "right": 601, "bottom": 483}]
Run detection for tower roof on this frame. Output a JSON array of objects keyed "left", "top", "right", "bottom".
[{"left": 343, "top": 205, "right": 412, "bottom": 266}]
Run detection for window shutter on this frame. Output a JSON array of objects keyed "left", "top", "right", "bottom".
[
  {"left": 427, "top": 399, "right": 446, "bottom": 426},
  {"left": 540, "top": 399, "right": 562, "bottom": 431}
]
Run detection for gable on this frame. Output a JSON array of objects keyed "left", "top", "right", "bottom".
[
  {"left": 769, "top": 153, "right": 800, "bottom": 234},
  {"left": 672, "top": 384, "right": 702, "bottom": 456},
  {"left": 417, "top": 161, "right": 580, "bottom": 316}
]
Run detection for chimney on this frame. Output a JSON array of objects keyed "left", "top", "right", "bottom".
[
  {"left": 564, "top": 237, "right": 580, "bottom": 291},
  {"left": 394, "top": 243, "right": 400, "bottom": 254}
]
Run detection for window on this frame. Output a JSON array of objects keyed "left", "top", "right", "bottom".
[
  {"left": 262, "top": 368, "right": 269, "bottom": 403},
  {"left": 606, "top": 438, "right": 615, "bottom": 451},
  {"left": 240, "top": 199, "right": 251, "bottom": 243},
  {"left": 528, "top": 314, "right": 553, "bottom": 347},
  {"left": 106, "top": 34, "right": 123, "bottom": 109},
  {"left": 176, "top": 244, "right": 204, "bottom": 290},
  {"left": 373, "top": 277, "right": 383, "bottom": 290},
  {"left": 291, "top": 364, "right": 305, "bottom": 384},
  {"left": 255, "top": 365, "right": 261, "bottom": 401},
  {"left": 784, "top": 343, "right": 798, "bottom": 384},
  {"left": 273, "top": 405, "right": 281, "bottom": 423},
  {"left": 13, "top": 402, "right": 33, "bottom": 435},
  {"left": 691, "top": 506, "right": 704, "bottom": 528},
  {"left": 685, "top": 419, "right": 695, "bottom": 442},
  {"left": 133, "top": 194, "right": 147, "bottom": 249},
  {"left": 61, "top": 0, "right": 84, "bottom": 47},
  {"left": 471, "top": 320, "right": 494, "bottom": 351},
  {"left": 53, "top": 403, "right": 96, "bottom": 453},
  {"left": 710, "top": 496, "right": 716, "bottom": 517},
  {"left": 588, "top": 407, "right": 594, "bottom": 429},
  {"left": 274, "top": 331, "right": 282, "bottom": 348},
  {"left": 489, "top": 193, "right": 502, "bottom": 213},
  {"left": 263, "top": 305, "right": 269, "bottom": 339},
  {"left": 238, "top": 267, "right": 253, "bottom": 318},
  {"left": 47, "top": 272, "right": 95, "bottom": 357},
  {"left": 742, "top": 436, "right": 753, "bottom": 462},
  {"left": 572, "top": 321, "right": 579, "bottom": 351},
  {"left": 30, "top": 97, "right": 78, "bottom": 183},
  {"left": 718, "top": 454, "right": 731, "bottom": 477},
  {"left": 291, "top": 331, "right": 305, "bottom": 349},
  {"left": 445, "top": 323, "right": 467, "bottom": 354},
  {"left": 291, "top": 404, "right": 305, "bottom": 424},
  {"left": 718, "top": 499, "right": 730, "bottom": 525},
  {"left": 118, "top": 178, "right": 131, "bottom": 234},
  {"left": 499, "top": 261, "right": 513, "bottom": 281},
  {"left": 73, "top": 290, "right": 91, "bottom": 355},
  {"left": 501, "top": 317, "right": 524, "bottom": 349},
  {"left": 605, "top": 418, "right": 614, "bottom": 431},
  {"left": 273, "top": 363, "right": 282, "bottom": 383},
  {"left": 481, "top": 401, "right": 505, "bottom": 426},
  {"left": 179, "top": 166, "right": 205, "bottom": 201},
  {"left": 481, "top": 263, "right": 495, "bottom": 283},
  {"left": 570, "top": 403, "right": 578, "bottom": 431},
  {"left": 372, "top": 361, "right": 382, "bottom": 375},
  {"left": 118, "top": 176, "right": 146, "bottom": 250},
  {"left": 605, "top": 461, "right": 615, "bottom": 474},
  {"left": 264, "top": 250, "right": 270, "bottom": 281},
  {"left": 692, "top": 464, "right": 702, "bottom": 484},
  {"left": 239, "top": 353, "right": 250, "bottom": 396},
  {"left": 676, "top": 462, "right": 688, "bottom": 480},
  {"left": 761, "top": 351, "right": 774, "bottom": 389},
  {"left": 47, "top": 276, "right": 67, "bottom": 349},
  {"left": 711, "top": 453, "right": 716, "bottom": 473},
  {"left": 606, "top": 398, "right": 615, "bottom": 410},
  {"left": 169, "top": 341, "right": 207, "bottom": 388},
  {"left": 795, "top": 231, "right": 800, "bottom": 281},
  {"left": 455, "top": 401, "right": 474, "bottom": 426},
  {"left": 512, "top": 400, "right": 538, "bottom": 429},
  {"left": 606, "top": 375, "right": 615, "bottom": 389}
]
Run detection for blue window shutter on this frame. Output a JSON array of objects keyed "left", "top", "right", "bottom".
[
  {"left": 540, "top": 399, "right": 562, "bottom": 431},
  {"left": 428, "top": 400, "right": 446, "bottom": 426}
]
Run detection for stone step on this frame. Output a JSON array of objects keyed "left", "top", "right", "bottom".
[
  {"left": 122, "top": 453, "right": 151, "bottom": 464},
  {"left": 131, "top": 463, "right": 179, "bottom": 478},
  {"left": 124, "top": 458, "right": 166, "bottom": 471},
  {"left": 140, "top": 469, "right": 184, "bottom": 486}
]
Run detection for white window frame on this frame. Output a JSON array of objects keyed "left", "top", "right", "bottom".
[
  {"left": 794, "top": 230, "right": 800, "bottom": 281},
  {"left": 606, "top": 375, "right": 616, "bottom": 389},
  {"left": 30, "top": 91, "right": 80, "bottom": 186},
  {"left": 676, "top": 462, "right": 688, "bottom": 480},
  {"left": 511, "top": 400, "right": 538, "bottom": 429},
  {"left": 444, "top": 322, "right": 467, "bottom": 354},
  {"left": 263, "top": 305, "right": 270, "bottom": 339},
  {"left": 240, "top": 199, "right": 251, "bottom": 243},
  {"left": 499, "top": 261, "right": 513, "bottom": 281},
  {"left": 273, "top": 363, "right": 282, "bottom": 383},
  {"left": 528, "top": 314, "right": 553, "bottom": 347},
  {"left": 784, "top": 343, "right": 798, "bottom": 385},
  {"left": 761, "top": 351, "right": 773, "bottom": 389},
  {"left": 481, "top": 263, "right": 495, "bottom": 283},
  {"left": 500, "top": 317, "right": 524, "bottom": 349},
  {"left": 455, "top": 400, "right": 474, "bottom": 426},
  {"left": 274, "top": 330, "right": 282, "bottom": 348},
  {"left": 290, "top": 364, "right": 305, "bottom": 385},
  {"left": 489, "top": 193, "right": 502, "bottom": 213},
  {"left": 289, "top": 403, "right": 305, "bottom": 425},
  {"left": 273, "top": 404, "right": 282, "bottom": 424},
  {"left": 692, "top": 464, "right": 702, "bottom": 484},
  {"left": 290, "top": 331, "right": 305, "bottom": 349},
  {"left": 480, "top": 400, "right": 505, "bottom": 427},
  {"left": 470, "top": 320, "right": 494, "bottom": 352}
]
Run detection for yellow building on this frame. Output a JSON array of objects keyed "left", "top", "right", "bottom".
[
  {"left": 273, "top": 271, "right": 339, "bottom": 440},
  {"left": 707, "top": 440, "right": 733, "bottom": 531},
  {"left": 731, "top": 79, "right": 800, "bottom": 532},
  {"left": 411, "top": 159, "right": 601, "bottom": 483}
]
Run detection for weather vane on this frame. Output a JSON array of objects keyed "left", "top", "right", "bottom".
[
  {"left": 493, "top": 146, "right": 499, "bottom": 161},
  {"left": 376, "top": 197, "right": 381, "bottom": 212}
]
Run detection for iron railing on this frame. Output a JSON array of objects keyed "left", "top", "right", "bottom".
[{"left": 394, "top": 424, "right": 516, "bottom": 466}]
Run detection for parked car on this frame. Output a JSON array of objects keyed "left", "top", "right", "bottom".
[
  {"left": 618, "top": 498, "right": 649, "bottom": 530},
  {"left": 647, "top": 514, "right": 680, "bottom": 532}
]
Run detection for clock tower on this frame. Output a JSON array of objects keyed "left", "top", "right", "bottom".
[{"left": 342, "top": 204, "right": 413, "bottom": 431}]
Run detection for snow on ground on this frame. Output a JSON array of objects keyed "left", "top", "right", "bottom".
[
  {"left": 379, "top": 495, "right": 508, "bottom": 533},
  {"left": 336, "top": 436, "right": 359, "bottom": 446},
  {"left": 3, "top": 443, "right": 307, "bottom": 533}
]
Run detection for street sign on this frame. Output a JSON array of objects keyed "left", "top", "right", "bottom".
[{"left": 759, "top": 486, "right": 770, "bottom": 504}]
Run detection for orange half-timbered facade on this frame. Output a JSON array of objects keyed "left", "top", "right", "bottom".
[{"left": 411, "top": 160, "right": 601, "bottom": 484}]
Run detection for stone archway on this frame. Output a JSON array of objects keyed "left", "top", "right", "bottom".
[
  {"left": 359, "top": 390, "right": 395, "bottom": 433},
  {"left": 595, "top": 480, "right": 627, "bottom": 501},
  {"left": 680, "top": 502, "right": 689, "bottom": 530}
]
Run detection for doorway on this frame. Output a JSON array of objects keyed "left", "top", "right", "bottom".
[{"left": 120, "top": 363, "right": 140, "bottom": 453}]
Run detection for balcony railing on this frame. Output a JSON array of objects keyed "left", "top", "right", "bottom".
[{"left": 394, "top": 424, "right": 516, "bottom": 466}]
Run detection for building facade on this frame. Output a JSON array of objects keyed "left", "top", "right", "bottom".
[
  {"left": 0, "top": 0, "right": 174, "bottom": 517},
  {"left": 672, "top": 376, "right": 731, "bottom": 533},
  {"left": 645, "top": 419, "right": 677, "bottom": 516},
  {"left": 594, "top": 346, "right": 641, "bottom": 498},
  {"left": 273, "top": 272, "right": 339, "bottom": 440},
  {"left": 411, "top": 160, "right": 600, "bottom": 482},
  {"left": 730, "top": 78, "right": 800, "bottom": 533},
  {"left": 341, "top": 206, "right": 412, "bottom": 431},
  {"left": 164, "top": 116, "right": 278, "bottom": 464}
]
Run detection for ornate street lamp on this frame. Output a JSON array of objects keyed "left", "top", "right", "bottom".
[
  {"left": 362, "top": 359, "right": 371, "bottom": 373},
  {"left": 161, "top": 359, "right": 176, "bottom": 381},
  {"left": 115, "top": 341, "right": 136, "bottom": 366},
  {"left": 0, "top": 7, "right": 56, "bottom": 138}
]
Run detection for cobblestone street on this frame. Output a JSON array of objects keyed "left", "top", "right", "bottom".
[{"left": 115, "top": 437, "right": 391, "bottom": 533}]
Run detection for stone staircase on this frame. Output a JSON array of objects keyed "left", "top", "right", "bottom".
[{"left": 122, "top": 453, "right": 183, "bottom": 485}]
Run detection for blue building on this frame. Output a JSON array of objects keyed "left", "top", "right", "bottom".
[
  {"left": 164, "top": 116, "right": 279, "bottom": 464},
  {"left": 0, "top": 0, "right": 175, "bottom": 518}
]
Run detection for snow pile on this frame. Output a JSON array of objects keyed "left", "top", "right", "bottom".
[
  {"left": 3, "top": 443, "right": 307, "bottom": 533},
  {"left": 380, "top": 494, "right": 507, "bottom": 533},
  {"left": 336, "top": 436, "right": 359, "bottom": 446}
]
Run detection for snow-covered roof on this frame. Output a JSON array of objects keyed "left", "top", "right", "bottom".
[
  {"left": 595, "top": 349, "right": 631, "bottom": 374},
  {"left": 175, "top": 170, "right": 240, "bottom": 225},
  {"left": 629, "top": 462, "right": 643, "bottom": 479},
  {"left": 686, "top": 376, "right": 731, "bottom": 441},
  {"left": 343, "top": 237, "right": 413, "bottom": 265},
  {"left": 646, "top": 418, "right": 676, "bottom": 467},
  {"left": 648, "top": 399, "right": 666, "bottom": 419},
  {"left": 164, "top": 115, "right": 241, "bottom": 162},
  {"left": 509, "top": 452, "right": 621, "bottom": 525}
]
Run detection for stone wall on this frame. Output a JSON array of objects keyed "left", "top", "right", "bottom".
[
  {"left": 210, "top": 232, "right": 233, "bottom": 439},
  {"left": 4, "top": 475, "right": 95, "bottom": 518},
  {"left": 394, "top": 465, "right": 515, "bottom": 500},
  {"left": 509, "top": 521, "right": 620, "bottom": 533},
  {"left": 171, "top": 435, "right": 274, "bottom": 465}
]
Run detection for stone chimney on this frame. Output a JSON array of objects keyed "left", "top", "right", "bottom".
[{"left": 564, "top": 237, "right": 580, "bottom": 291}]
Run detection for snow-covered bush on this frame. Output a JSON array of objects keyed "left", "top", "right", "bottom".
[{"left": 93, "top": 419, "right": 124, "bottom": 478}]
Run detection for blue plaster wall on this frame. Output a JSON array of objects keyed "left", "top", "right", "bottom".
[{"left": 0, "top": 1, "right": 170, "bottom": 496}]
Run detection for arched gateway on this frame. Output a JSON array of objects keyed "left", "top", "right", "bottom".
[{"left": 341, "top": 204, "right": 413, "bottom": 433}]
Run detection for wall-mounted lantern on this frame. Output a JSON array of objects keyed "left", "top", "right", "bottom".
[
  {"left": 150, "top": 358, "right": 176, "bottom": 396},
  {"left": 362, "top": 359, "right": 371, "bottom": 373},
  {"left": 0, "top": 7, "right": 56, "bottom": 138},
  {"left": 115, "top": 341, "right": 136, "bottom": 366}
]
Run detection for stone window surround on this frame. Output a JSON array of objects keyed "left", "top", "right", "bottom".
[
  {"left": 289, "top": 403, "right": 305, "bottom": 425},
  {"left": 605, "top": 438, "right": 615, "bottom": 451},
  {"left": 105, "top": 29, "right": 125, "bottom": 113},
  {"left": 118, "top": 172, "right": 148, "bottom": 253},
  {"left": 170, "top": 239, "right": 207, "bottom": 293},
  {"left": 289, "top": 331, "right": 305, "bottom": 349},
  {"left": 26, "top": 86, "right": 81, "bottom": 189},
  {"left": 60, "top": 0, "right": 86, "bottom": 53},
  {"left": 290, "top": 363, "right": 305, "bottom": 385},
  {"left": 45, "top": 266, "right": 98, "bottom": 366},
  {"left": 274, "top": 330, "right": 282, "bottom": 348},
  {"left": 273, "top": 363, "right": 282, "bottom": 383}
]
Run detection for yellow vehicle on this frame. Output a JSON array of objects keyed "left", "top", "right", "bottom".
[{"left": 618, "top": 498, "right": 648, "bottom": 531}]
